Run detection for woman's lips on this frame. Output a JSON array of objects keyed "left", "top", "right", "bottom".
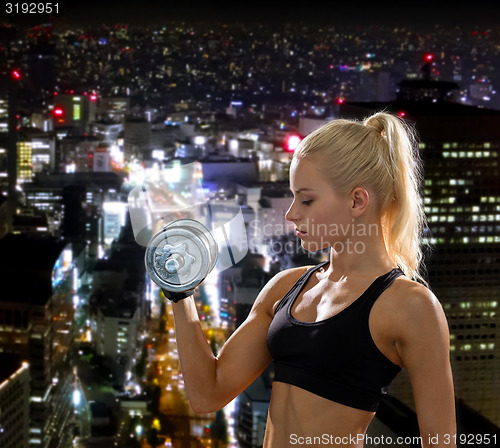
[{"left": 295, "top": 228, "right": 307, "bottom": 236}]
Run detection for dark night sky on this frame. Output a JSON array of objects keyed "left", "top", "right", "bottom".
[{"left": 2, "top": 0, "right": 500, "bottom": 28}]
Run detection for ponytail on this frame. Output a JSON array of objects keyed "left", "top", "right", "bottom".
[
  {"left": 294, "top": 111, "right": 429, "bottom": 286},
  {"left": 363, "top": 112, "right": 429, "bottom": 286}
]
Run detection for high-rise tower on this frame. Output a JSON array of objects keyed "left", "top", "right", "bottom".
[{"left": 340, "top": 100, "right": 500, "bottom": 426}]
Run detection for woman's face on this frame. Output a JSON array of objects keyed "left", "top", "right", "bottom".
[{"left": 285, "top": 156, "right": 353, "bottom": 252}]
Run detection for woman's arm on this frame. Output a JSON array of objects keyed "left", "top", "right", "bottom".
[
  {"left": 171, "top": 266, "right": 306, "bottom": 414},
  {"left": 395, "top": 284, "right": 456, "bottom": 448}
]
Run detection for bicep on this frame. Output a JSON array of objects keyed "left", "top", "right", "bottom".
[
  {"left": 210, "top": 268, "right": 302, "bottom": 409},
  {"left": 396, "top": 288, "right": 456, "bottom": 440}
]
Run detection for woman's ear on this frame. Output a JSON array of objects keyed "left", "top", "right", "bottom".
[{"left": 350, "top": 187, "right": 370, "bottom": 218}]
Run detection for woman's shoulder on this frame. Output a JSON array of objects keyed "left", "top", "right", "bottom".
[
  {"left": 257, "top": 264, "right": 318, "bottom": 317},
  {"left": 388, "top": 275, "right": 444, "bottom": 322},
  {"left": 272, "top": 263, "right": 321, "bottom": 290}
]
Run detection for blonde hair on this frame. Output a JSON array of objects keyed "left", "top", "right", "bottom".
[{"left": 294, "top": 111, "right": 429, "bottom": 286}]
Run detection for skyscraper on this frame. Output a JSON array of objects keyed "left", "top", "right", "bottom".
[
  {"left": 341, "top": 100, "right": 500, "bottom": 426},
  {"left": 0, "top": 234, "right": 76, "bottom": 448},
  {"left": 0, "top": 354, "right": 30, "bottom": 448}
]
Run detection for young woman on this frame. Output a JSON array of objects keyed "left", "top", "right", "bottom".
[{"left": 168, "top": 112, "right": 456, "bottom": 447}]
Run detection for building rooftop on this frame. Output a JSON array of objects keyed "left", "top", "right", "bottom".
[
  {"left": 341, "top": 100, "right": 500, "bottom": 118},
  {"left": 0, "top": 234, "right": 68, "bottom": 304},
  {"left": 30, "top": 171, "right": 125, "bottom": 189},
  {"left": 0, "top": 353, "right": 25, "bottom": 385}
]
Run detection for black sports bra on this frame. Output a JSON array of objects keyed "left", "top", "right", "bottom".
[{"left": 267, "top": 261, "right": 404, "bottom": 412}]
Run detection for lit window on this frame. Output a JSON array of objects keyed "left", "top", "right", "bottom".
[{"left": 73, "top": 104, "right": 81, "bottom": 121}]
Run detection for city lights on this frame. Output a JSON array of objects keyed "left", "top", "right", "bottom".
[
  {"left": 10, "top": 68, "right": 22, "bottom": 81},
  {"left": 0, "top": 11, "right": 499, "bottom": 448},
  {"left": 284, "top": 133, "right": 302, "bottom": 152},
  {"left": 72, "top": 390, "right": 81, "bottom": 406},
  {"left": 52, "top": 106, "right": 64, "bottom": 117}
]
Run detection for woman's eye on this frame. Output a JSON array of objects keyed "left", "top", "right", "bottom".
[{"left": 301, "top": 200, "right": 313, "bottom": 206}]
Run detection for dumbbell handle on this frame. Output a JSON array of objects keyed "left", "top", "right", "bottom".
[{"left": 162, "top": 288, "right": 195, "bottom": 303}]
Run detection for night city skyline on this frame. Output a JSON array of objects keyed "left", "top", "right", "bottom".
[
  {"left": 1, "top": 2, "right": 500, "bottom": 448},
  {"left": 2, "top": 0, "right": 500, "bottom": 27}
]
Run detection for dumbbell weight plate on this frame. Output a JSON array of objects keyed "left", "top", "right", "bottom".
[
  {"left": 164, "top": 218, "right": 218, "bottom": 274},
  {"left": 145, "top": 223, "right": 212, "bottom": 293}
]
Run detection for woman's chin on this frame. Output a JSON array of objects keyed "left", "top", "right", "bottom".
[{"left": 301, "top": 240, "right": 329, "bottom": 252}]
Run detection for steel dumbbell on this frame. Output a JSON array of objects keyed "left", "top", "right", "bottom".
[{"left": 144, "top": 218, "right": 218, "bottom": 293}]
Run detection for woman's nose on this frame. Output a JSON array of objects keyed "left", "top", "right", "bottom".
[{"left": 285, "top": 200, "right": 299, "bottom": 222}]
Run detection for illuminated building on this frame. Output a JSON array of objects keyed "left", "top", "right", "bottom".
[
  {"left": 95, "top": 292, "right": 140, "bottom": 375},
  {"left": 22, "top": 172, "right": 123, "bottom": 245},
  {"left": 0, "top": 96, "right": 8, "bottom": 194},
  {"left": 11, "top": 208, "right": 49, "bottom": 236},
  {"left": 90, "top": 222, "right": 147, "bottom": 380},
  {"left": 97, "top": 97, "right": 130, "bottom": 123},
  {"left": 0, "top": 96, "right": 8, "bottom": 134},
  {"left": 102, "top": 201, "right": 128, "bottom": 245},
  {"left": 340, "top": 100, "right": 500, "bottom": 426},
  {"left": 17, "top": 141, "right": 33, "bottom": 183},
  {"left": 123, "top": 118, "right": 151, "bottom": 159},
  {"left": 397, "top": 80, "right": 460, "bottom": 103},
  {"left": 0, "top": 235, "right": 76, "bottom": 448},
  {"left": 235, "top": 370, "right": 272, "bottom": 448},
  {"left": 92, "top": 145, "right": 111, "bottom": 172},
  {"left": 30, "top": 138, "right": 55, "bottom": 174},
  {"left": 0, "top": 73, "right": 20, "bottom": 224},
  {"left": 200, "top": 155, "right": 258, "bottom": 185},
  {"left": 51, "top": 93, "right": 97, "bottom": 134},
  {"left": 0, "top": 355, "right": 30, "bottom": 448},
  {"left": 91, "top": 121, "right": 123, "bottom": 142}
]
